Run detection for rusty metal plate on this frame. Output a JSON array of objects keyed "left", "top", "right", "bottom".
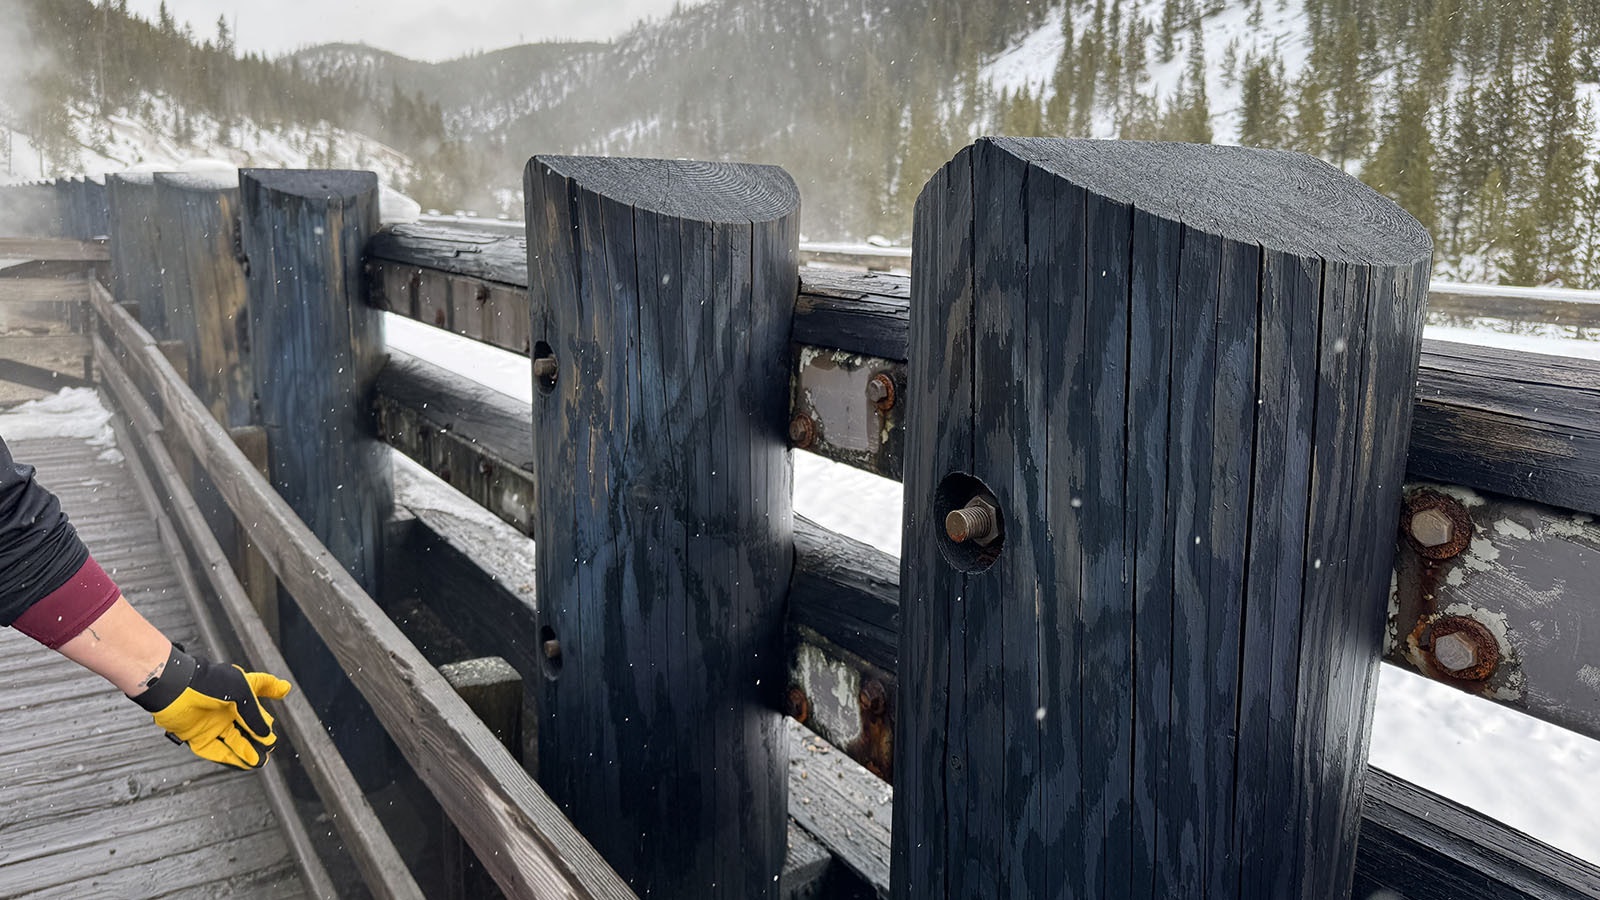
[
  {"left": 789, "top": 347, "right": 904, "bottom": 480},
  {"left": 1388, "top": 480, "right": 1600, "bottom": 740}
]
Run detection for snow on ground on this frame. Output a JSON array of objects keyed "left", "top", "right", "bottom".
[
  {"left": 388, "top": 312, "right": 1600, "bottom": 865},
  {"left": 0, "top": 93, "right": 417, "bottom": 191}
]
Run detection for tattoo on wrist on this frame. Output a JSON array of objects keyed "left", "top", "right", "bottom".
[
  {"left": 88, "top": 627, "right": 101, "bottom": 642},
  {"left": 140, "top": 662, "right": 166, "bottom": 689}
]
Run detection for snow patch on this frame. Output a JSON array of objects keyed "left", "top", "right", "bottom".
[{"left": 0, "top": 388, "right": 115, "bottom": 444}]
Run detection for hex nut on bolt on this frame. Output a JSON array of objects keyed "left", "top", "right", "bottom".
[
  {"left": 1403, "top": 490, "right": 1473, "bottom": 559},
  {"left": 543, "top": 638, "right": 562, "bottom": 661},
  {"left": 946, "top": 495, "right": 1001, "bottom": 546},
  {"left": 1433, "top": 632, "right": 1477, "bottom": 673},
  {"left": 788, "top": 414, "right": 817, "bottom": 450},
  {"left": 1426, "top": 615, "right": 1499, "bottom": 681},
  {"left": 1410, "top": 508, "right": 1453, "bottom": 548},
  {"left": 865, "top": 373, "right": 896, "bottom": 412},
  {"left": 532, "top": 356, "right": 559, "bottom": 381}
]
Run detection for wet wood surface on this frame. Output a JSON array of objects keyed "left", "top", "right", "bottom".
[{"left": 0, "top": 430, "right": 305, "bottom": 899}]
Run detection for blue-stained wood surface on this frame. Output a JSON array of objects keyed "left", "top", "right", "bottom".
[
  {"left": 238, "top": 169, "right": 393, "bottom": 789},
  {"left": 890, "top": 146, "right": 973, "bottom": 900},
  {"left": 106, "top": 173, "right": 166, "bottom": 335},
  {"left": 524, "top": 156, "right": 799, "bottom": 899},
  {"left": 893, "top": 138, "right": 1432, "bottom": 900}
]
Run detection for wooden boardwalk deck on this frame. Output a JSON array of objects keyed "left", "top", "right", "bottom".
[{"left": 0, "top": 426, "right": 307, "bottom": 898}]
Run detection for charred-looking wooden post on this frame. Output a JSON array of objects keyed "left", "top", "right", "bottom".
[
  {"left": 525, "top": 156, "right": 799, "bottom": 898},
  {"left": 892, "top": 138, "right": 1433, "bottom": 900},
  {"left": 107, "top": 173, "right": 165, "bottom": 333},
  {"left": 153, "top": 171, "right": 254, "bottom": 429},
  {"left": 151, "top": 171, "right": 279, "bottom": 638},
  {"left": 239, "top": 169, "right": 392, "bottom": 788}
]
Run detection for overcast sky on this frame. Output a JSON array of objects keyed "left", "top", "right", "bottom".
[{"left": 122, "top": 0, "right": 688, "bottom": 62}]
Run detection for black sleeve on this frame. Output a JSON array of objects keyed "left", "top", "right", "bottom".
[{"left": 0, "top": 434, "right": 91, "bottom": 626}]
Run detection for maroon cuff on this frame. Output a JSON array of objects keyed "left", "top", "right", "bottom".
[{"left": 12, "top": 556, "right": 122, "bottom": 649}]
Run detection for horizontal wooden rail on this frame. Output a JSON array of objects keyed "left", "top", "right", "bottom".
[
  {"left": 1425, "top": 280, "right": 1600, "bottom": 329},
  {"left": 367, "top": 225, "right": 1600, "bottom": 512},
  {"left": 374, "top": 350, "right": 1600, "bottom": 899},
  {"left": 94, "top": 333, "right": 424, "bottom": 900},
  {"left": 0, "top": 237, "right": 109, "bottom": 262},
  {"left": 89, "top": 280, "right": 636, "bottom": 900},
  {"left": 371, "top": 345, "right": 1600, "bottom": 751},
  {"left": 96, "top": 347, "right": 345, "bottom": 900},
  {"left": 0, "top": 278, "right": 90, "bottom": 303}
]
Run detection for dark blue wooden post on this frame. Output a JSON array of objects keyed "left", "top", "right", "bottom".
[
  {"left": 525, "top": 156, "right": 799, "bottom": 898},
  {"left": 892, "top": 139, "right": 1433, "bottom": 900},
  {"left": 239, "top": 169, "right": 392, "bottom": 788},
  {"left": 107, "top": 172, "right": 165, "bottom": 332}
]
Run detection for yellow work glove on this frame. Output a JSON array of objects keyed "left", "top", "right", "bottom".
[{"left": 130, "top": 644, "right": 292, "bottom": 770}]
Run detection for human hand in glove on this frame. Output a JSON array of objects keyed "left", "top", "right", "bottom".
[{"left": 131, "top": 644, "right": 292, "bottom": 770}]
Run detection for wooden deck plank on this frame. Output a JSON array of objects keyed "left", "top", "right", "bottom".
[{"left": 0, "top": 430, "right": 304, "bottom": 898}]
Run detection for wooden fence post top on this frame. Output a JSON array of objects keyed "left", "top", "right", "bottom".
[
  {"left": 108, "top": 171, "right": 159, "bottom": 186},
  {"left": 529, "top": 155, "right": 800, "bottom": 224},
  {"left": 974, "top": 137, "right": 1434, "bottom": 265},
  {"left": 152, "top": 169, "right": 238, "bottom": 193},
  {"left": 239, "top": 169, "right": 379, "bottom": 202}
]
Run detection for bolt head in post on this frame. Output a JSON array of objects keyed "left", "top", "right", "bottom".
[
  {"left": 865, "top": 372, "right": 896, "bottom": 412},
  {"left": 1432, "top": 632, "right": 1478, "bottom": 673},
  {"left": 1409, "top": 508, "right": 1454, "bottom": 548},
  {"left": 788, "top": 414, "right": 817, "bottom": 449},
  {"left": 945, "top": 494, "right": 1001, "bottom": 546},
  {"left": 543, "top": 638, "right": 562, "bottom": 661}
]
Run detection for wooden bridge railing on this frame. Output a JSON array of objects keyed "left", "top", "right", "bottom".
[
  {"left": 6, "top": 142, "right": 1600, "bottom": 899},
  {"left": 1, "top": 173, "right": 637, "bottom": 897}
]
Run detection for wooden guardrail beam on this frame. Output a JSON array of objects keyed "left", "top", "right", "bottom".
[
  {"left": 90, "top": 280, "right": 636, "bottom": 900},
  {"left": 0, "top": 237, "right": 109, "bottom": 262}
]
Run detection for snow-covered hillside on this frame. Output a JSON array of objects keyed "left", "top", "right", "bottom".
[
  {"left": 982, "top": 0, "right": 1313, "bottom": 144},
  {"left": 0, "top": 93, "right": 418, "bottom": 189}
]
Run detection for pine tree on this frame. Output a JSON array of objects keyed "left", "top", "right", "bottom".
[
  {"left": 1047, "top": 21, "right": 1076, "bottom": 133},
  {"left": 1161, "top": 27, "right": 1212, "bottom": 142},
  {"left": 1237, "top": 53, "right": 1289, "bottom": 147},
  {"left": 1291, "top": 74, "right": 1328, "bottom": 157},
  {"left": 1576, "top": 161, "right": 1600, "bottom": 289},
  {"left": 1528, "top": 0, "right": 1588, "bottom": 281},
  {"left": 1325, "top": 21, "right": 1371, "bottom": 166},
  {"left": 1159, "top": 0, "right": 1179, "bottom": 62},
  {"left": 1363, "top": 83, "right": 1438, "bottom": 232}
]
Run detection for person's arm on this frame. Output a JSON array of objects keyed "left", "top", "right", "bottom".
[{"left": 0, "top": 435, "right": 289, "bottom": 770}]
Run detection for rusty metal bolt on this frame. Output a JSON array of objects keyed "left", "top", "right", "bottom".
[
  {"left": 543, "top": 638, "right": 562, "bottom": 661},
  {"left": 1409, "top": 508, "right": 1454, "bottom": 548},
  {"left": 1403, "top": 490, "right": 1473, "bottom": 559},
  {"left": 786, "top": 685, "right": 811, "bottom": 723},
  {"left": 946, "top": 495, "right": 1001, "bottom": 546},
  {"left": 1425, "top": 615, "right": 1499, "bottom": 681},
  {"left": 858, "top": 679, "right": 887, "bottom": 715},
  {"left": 865, "top": 372, "right": 896, "bottom": 412},
  {"left": 788, "top": 414, "right": 817, "bottom": 450},
  {"left": 1433, "top": 632, "right": 1478, "bottom": 673},
  {"left": 532, "top": 355, "right": 559, "bottom": 382}
]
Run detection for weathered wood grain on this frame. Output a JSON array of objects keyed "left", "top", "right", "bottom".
[
  {"left": 238, "top": 169, "right": 392, "bottom": 788},
  {"left": 375, "top": 349, "right": 538, "bottom": 532},
  {"left": 93, "top": 256, "right": 636, "bottom": 900},
  {"left": 1409, "top": 341, "right": 1600, "bottom": 516},
  {"left": 106, "top": 173, "right": 166, "bottom": 335},
  {"left": 0, "top": 430, "right": 302, "bottom": 900},
  {"left": 0, "top": 278, "right": 89, "bottom": 303},
  {"left": 890, "top": 144, "right": 974, "bottom": 900},
  {"left": 97, "top": 335, "right": 422, "bottom": 900},
  {"left": 0, "top": 237, "right": 109, "bottom": 261},
  {"left": 526, "top": 155, "right": 798, "bottom": 898},
  {"left": 895, "top": 138, "right": 1432, "bottom": 899}
]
